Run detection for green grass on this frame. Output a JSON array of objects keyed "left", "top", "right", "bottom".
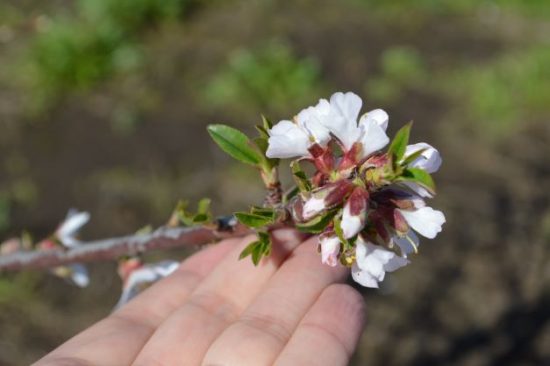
[
  {"left": 448, "top": 47, "right": 550, "bottom": 139},
  {"left": 19, "top": 0, "right": 197, "bottom": 112},
  {"left": 203, "top": 41, "right": 323, "bottom": 114}
]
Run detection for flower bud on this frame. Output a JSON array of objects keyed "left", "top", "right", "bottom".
[
  {"left": 319, "top": 233, "right": 341, "bottom": 267},
  {"left": 302, "top": 180, "right": 353, "bottom": 220},
  {"left": 341, "top": 186, "right": 369, "bottom": 238}
]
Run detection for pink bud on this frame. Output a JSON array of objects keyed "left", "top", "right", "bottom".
[
  {"left": 118, "top": 257, "right": 143, "bottom": 284},
  {"left": 302, "top": 180, "right": 354, "bottom": 221},
  {"left": 319, "top": 234, "right": 341, "bottom": 267},
  {"left": 308, "top": 143, "right": 335, "bottom": 175},
  {"left": 341, "top": 186, "right": 369, "bottom": 238}
]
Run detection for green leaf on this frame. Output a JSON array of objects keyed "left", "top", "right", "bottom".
[
  {"left": 283, "top": 186, "right": 300, "bottom": 203},
  {"left": 291, "top": 161, "right": 312, "bottom": 192},
  {"left": 296, "top": 210, "right": 337, "bottom": 234},
  {"left": 255, "top": 125, "right": 270, "bottom": 140},
  {"left": 235, "top": 212, "right": 274, "bottom": 228},
  {"left": 257, "top": 231, "right": 272, "bottom": 259},
  {"left": 333, "top": 216, "right": 347, "bottom": 245},
  {"left": 207, "top": 124, "right": 262, "bottom": 166},
  {"left": 401, "top": 147, "right": 427, "bottom": 166},
  {"left": 261, "top": 114, "right": 273, "bottom": 130},
  {"left": 239, "top": 232, "right": 271, "bottom": 266},
  {"left": 239, "top": 240, "right": 260, "bottom": 260},
  {"left": 197, "top": 198, "right": 211, "bottom": 215},
  {"left": 250, "top": 206, "right": 276, "bottom": 219},
  {"left": 397, "top": 167, "right": 436, "bottom": 194},
  {"left": 388, "top": 122, "right": 412, "bottom": 163}
]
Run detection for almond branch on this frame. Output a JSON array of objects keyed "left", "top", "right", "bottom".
[{"left": 0, "top": 217, "right": 251, "bottom": 272}]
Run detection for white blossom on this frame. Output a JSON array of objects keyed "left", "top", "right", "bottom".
[
  {"left": 340, "top": 186, "right": 368, "bottom": 239},
  {"left": 55, "top": 209, "right": 90, "bottom": 248},
  {"left": 319, "top": 236, "right": 341, "bottom": 267},
  {"left": 392, "top": 230, "right": 420, "bottom": 258},
  {"left": 266, "top": 99, "right": 331, "bottom": 159},
  {"left": 351, "top": 238, "right": 409, "bottom": 288},
  {"left": 398, "top": 199, "right": 445, "bottom": 239},
  {"left": 401, "top": 143, "right": 442, "bottom": 197},
  {"left": 323, "top": 92, "right": 390, "bottom": 158},
  {"left": 266, "top": 91, "right": 390, "bottom": 160},
  {"left": 114, "top": 260, "right": 180, "bottom": 309},
  {"left": 405, "top": 142, "right": 442, "bottom": 173}
]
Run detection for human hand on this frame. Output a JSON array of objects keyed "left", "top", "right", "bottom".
[{"left": 35, "top": 229, "right": 366, "bottom": 366}]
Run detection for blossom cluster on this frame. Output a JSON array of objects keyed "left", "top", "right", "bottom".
[{"left": 266, "top": 92, "right": 445, "bottom": 288}]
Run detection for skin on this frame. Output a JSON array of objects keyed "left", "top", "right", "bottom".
[{"left": 34, "top": 229, "right": 366, "bottom": 366}]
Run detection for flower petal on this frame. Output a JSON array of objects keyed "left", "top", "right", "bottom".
[
  {"left": 153, "top": 260, "right": 180, "bottom": 277},
  {"left": 399, "top": 206, "right": 446, "bottom": 239},
  {"left": 400, "top": 181, "right": 434, "bottom": 198},
  {"left": 266, "top": 120, "right": 311, "bottom": 158},
  {"left": 329, "top": 92, "right": 363, "bottom": 123},
  {"left": 353, "top": 238, "right": 409, "bottom": 288},
  {"left": 319, "top": 236, "right": 341, "bottom": 267},
  {"left": 302, "top": 196, "right": 326, "bottom": 220},
  {"left": 70, "top": 264, "right": 90, "bottom": 288},
  {"left": 351, "top": 263, "right": 380, "bottom": 288},
  {"left": 392, "top": 230, "right": 420, "bottom": 258},
  {"left": 405, "top": 142, "right": 442, "bottom": 173},
  {"left": 56, "top": 210, "right": 90, "bottom": 246},
  {"left": 296, "top": 99, "right": 332, "bottom": 145},
  {"left": 360, "top": 109, "right": 389, "bottom": 131},
  {"left": 358, "top": 114, "right": 390, "bottom": 158}
]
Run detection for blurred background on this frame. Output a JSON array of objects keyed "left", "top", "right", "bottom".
[{"left": 0, "top": 0, "right": 549, "bottom": 364}]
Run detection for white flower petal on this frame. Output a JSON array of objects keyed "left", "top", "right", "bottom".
[
  {"left": 329, "top": 92, "right": 363, "bottom": 123},
  {"left": 352, "top": 239, "right": 409, "bottom": 288},
  {"left": 360, "top": 109, "right": 389, "bottom": 131},
  {"left": 302, "top": 197, "right": 326, "bottom": 220},
  {"left": 341, "top": 203, "right": 364, "bottom": 238},
  {"left": 153, "top": 260, "right": 180, "bottom": 277},
  {"left": 399, "top": 206, "right": 446, "bottom": 239},
  {"left": 56, "top": 211, "right": 90, "bottom": 246},
  {"left": 266, "top": 120, "right": 311, "bottom": 158},
  {"left": 392, "top": 230, "right": 420, "bottom": 258},
  {"left": 358, "top": 115, "right": 390, "bottom": 158},
  {"left": 320, "top": 236, "right": 341, "bottom": 267},
  {"left": 114, "top": 267, "right": 160, "bottom": 309},
  {"left": 400, "top": 181, "right": 434, "bottom": 198},
  {"left": 405, "top": 142, "right": 442, "bottom": 173},
  {"left": 296, "top": 99, "right": 332, "bottom": 145},
  {"left": 70, "top": 264, "right": 90, "bottom": 288},
  {"left": 351, "top": 263, "right": 380, "bottom": 288}
]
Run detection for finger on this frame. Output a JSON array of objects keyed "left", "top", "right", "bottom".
[
  {"left": 34, "top": 238, "right": 239, "bottom": 366},
  {"left": 131, "top": 229, "right": 304, "bottom": 366},
  {"left": 274, "top": 284, "right": 366, "bottom": 366},
  {"left": 202, "top": 237, "right": 348, "bottom": 366}
]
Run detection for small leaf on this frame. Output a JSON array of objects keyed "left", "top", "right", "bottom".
[
  {"left": 197, "top": 198, "right": 211, "bottom": 215},
  {"left": 401, "top": 148, "right": 427, "bottom": 166},
  {"left": 239, "top": 240, "right": 260, "bottom": 260},
  {"left": 258, "top": 231, "right": 272, "bottom": 256},
  {"left": 397, "top": 167, "right": 436, "bottom": 194},
  {"left": 332, "top": 216, "right": 348, "bottom": 246},
  {"left": 235, "top": 212, "right": 274, "bottom": 228},
  {"left": 283, "top": 186, "right": 300, "bottom": 203},
  {"left": 207, "top": 124, "right": 262, "bottom": 166},
  {"left": 291, "top": 161, "right": 312, "bottom": 192},
  {"left": 251, "top": 244, "right": 263, "bottom": 265},
  {"left": 296, "top": 210, "right": 337, "bottom": 234},
  {"left": 255, "top": 125, "right": 270, "bottom": 139},
  {"left": 388, "top": 122, "right": 412, "bottom": 163},
  {"left": 192, "top": 213, "right": 210, "bottom": 223},
  {"left": 250, "top": 206, "right": 276, "bottom": 219},
  {"left": 261, "top": 114, "right": 273, "bottom": 130}
]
